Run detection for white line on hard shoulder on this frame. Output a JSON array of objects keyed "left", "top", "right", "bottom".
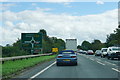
[
  {"left": 112, "top": 68, "right": 120, "bottom": 73},
  {"left": 29, "top": 61, "right": 56, "bottom": 79},
  {"left": 97, "top": 61, "right": 105, "bottom": 65}
]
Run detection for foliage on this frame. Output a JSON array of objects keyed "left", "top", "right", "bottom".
[
  {"left": 2, "top": 46, "right": 29, "bottom": 57},
  {"left": 91, "top": 39, "right": 105, "bottom": 52},
  {"left": 38, "top": 29, "right": 65, "bottom": 53},
  {"left": 2, "top": 29, "right": 65, "bottom": 57},
  {"left": 106, "top": 28, "right": 120, "bottom": 47},
  {"left": 77, "top": 45, "right": 82, "bottom": 49},
  {"left": 81, "top": 41, "right": 92, "bottom": 50},
  {"left": 78, "top": 27, "right": 120, "bottom": 51}
]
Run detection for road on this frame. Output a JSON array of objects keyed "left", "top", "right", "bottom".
[{"left": 14, "top": 53, "right": 120, "bottom": 80}]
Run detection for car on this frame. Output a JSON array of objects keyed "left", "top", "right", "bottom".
[
  {"left": 107, "top": 47, "right": 120, "bottom": 60},
  {"left": 77, "top": 50, "right": 86, "bottom": 54},
  {"left": 77, "top": 50, "right": 83, "bottom": 54},
  {"left": 101, "top": 48, "right": 108, "bottom": 58},
  {"left": 86, "top": 50, "right": 94, "bottom": 55},
  {"left": 82, "top": 51, "right": 87, "bottom": 54},
  {"left": 95, "top": 50, "right": 101, "bottom": 56},
  {"left": 56, "top": 50, "right": 77, "bottom": 66}
]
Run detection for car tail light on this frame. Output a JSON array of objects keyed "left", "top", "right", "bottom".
[
  {"left": 58, "top": 56, "right": 62, "bottom": 58},
  {"left": 71, "top": 56, "right": 76, "bottom": 58}
]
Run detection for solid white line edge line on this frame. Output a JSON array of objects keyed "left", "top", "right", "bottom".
[{"left": 30, "top": 61, "right": 56, "bottom": 79}]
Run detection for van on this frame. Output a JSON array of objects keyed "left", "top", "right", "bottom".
[
  {"left": 101, "top": 48, "right": 108, "bottom": 58},
  {"left": 107, "top": 47, "right": 120, "bottom": 60}
]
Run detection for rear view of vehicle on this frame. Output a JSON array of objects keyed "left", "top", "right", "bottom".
[
  {"left": 86, "top": 50, "right": 94, "bottom": 55},
  {"left": 56, "top": 50, "right": 77, "bottom": 66},
  {"left": 95, "top": 50, "right": 101, "bottom": 56},
  {"left": 101, "top": 48, "right": 108, "bottom": 58},
  {"left": 107, "top": 47, "right": 120, "bottom": 60}
]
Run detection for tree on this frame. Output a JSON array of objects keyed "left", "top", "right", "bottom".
[
  {"left": 81, "top": 41, "right": 92, "bottom": 50},
  {"left": 77, "top": 45, "right": 82, "bottom": 49},
  {"left": 91, "top": 39, "right": 105, "bottom": 52},
  {"left": 38, "top": 29, "right": 65, "bottom": 53},
  {"left": 106, "top": 28, "right": 120, "bottom": 47}
]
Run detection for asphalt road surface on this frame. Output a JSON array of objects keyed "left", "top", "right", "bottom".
[{"left": 14, "top": 53, "right": 120, "bottom": 79}]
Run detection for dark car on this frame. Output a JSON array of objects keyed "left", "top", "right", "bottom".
[
  {"left": 56, "top": 50, "right": 77, "bottom": 66},
  {"left": 95, "top": 50, "right": 101, "bottom": 56}
]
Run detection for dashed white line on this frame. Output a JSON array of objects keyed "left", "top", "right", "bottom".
[
  {"left": 112, "top": 68, "right": 120, "bottom": 73},
  {"left": 97, "top": 61, "right": 105, "bottom": 65},
  {"left": 90, "top": 58, "right": 94, "bottom": 61},
  {"left": 105, "top": 61, "right": 116, "bottom": 66},
  {"left": 96, "top": 59, "right": 101, "bottom": 61},
  {"left": 30, "top": 61, "right": 56, "bottom": 79}
]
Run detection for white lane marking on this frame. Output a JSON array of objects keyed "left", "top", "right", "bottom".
[
  {"left": 105, "top": 61, "right": 116, "bottom": 66},
  {"left": 90, "top": 58, "right": 94, "bottom": 61},
  {"left": 97, "top": 61, "right": 105, "bottom": 65},
  {"left": 30, "top": 61, "right": 56, "bottom": 79},
  {"left": 96, "top": 59, "right": 101, "bottom": 61},
  {"left": 112, "top": 68, "right": 120, "bottom": 73}
]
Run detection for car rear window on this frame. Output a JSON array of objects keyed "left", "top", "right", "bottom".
[
  {"left": 102, "top": 49, "right": 107, "bottom": 52},
  {"left": 61, "top": 52, "right": 74, "bottom": 54}
]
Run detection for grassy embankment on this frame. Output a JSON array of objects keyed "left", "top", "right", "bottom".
[{"left": 2, "top": 54, "right": 57, "bottom": 78}]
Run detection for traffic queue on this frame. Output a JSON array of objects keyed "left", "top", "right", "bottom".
[{"left": 77, "top": 46, "right": 120, "bottom": 60}]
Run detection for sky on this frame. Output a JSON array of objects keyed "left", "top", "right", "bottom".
[{"left": 0, "top": 1, "right": 118, "bottom": 46}]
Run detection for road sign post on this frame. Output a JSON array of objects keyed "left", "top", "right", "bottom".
[{"left": 21, "top": 33, "right": 42, "bottom": 54}]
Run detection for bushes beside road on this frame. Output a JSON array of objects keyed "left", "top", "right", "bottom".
[{"left": 2, "top": 29, "right": 65, "bottom": 57}]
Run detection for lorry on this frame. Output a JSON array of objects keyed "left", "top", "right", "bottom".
[{"left": 66, "top": 39, "right": 77, "bottom": 51}]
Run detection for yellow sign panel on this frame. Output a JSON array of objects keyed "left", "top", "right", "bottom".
[{"left": 52, "top": 48, "right": 58, "bottom": 52}]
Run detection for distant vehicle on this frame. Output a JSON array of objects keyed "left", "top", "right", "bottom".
[
  {"left": 56, "top": 50, "right": 77, "bottom": 66},
  {"left": 107, "top": 47, "right": 120, "bottom": 60},
  {"left": 52, "top": 48, "right": 58, "bottom": 54},
  {"left": 82, "top": 51, "right": 87, "bottom": 54},
  {"left": 86, "top": 50, "right": 94, "bottom": 55},
  {"left": 66, "top": 39, "right": 77, "bottom": 52},
  {"left": 101, "top": 48, "right": 108, "bottom": 58},
  {"left": 77, "top": 50, "right": 83, "bottom": 54},
  {"left": 95, "top": 50, "right": 101, "bottom": 56}
]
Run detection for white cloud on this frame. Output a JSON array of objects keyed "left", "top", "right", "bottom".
[
  {"left": 0, "top": 3, "right": 16, "bottom": 10},
  {"left": 63, "top": 2, "right": 72, "bottom": 8},
  {"left": 1, "top": 8, "right": 118, "bottom": 46},
  {"left": 31, "top": 3, "right": 37, "bottom": 6},
  {"left": 96, "top": 1, "right": 104, "bottom": 5},
  {"left": 0, "top": 0, "right": 119, "bottom": 2},
  {"left": 39, "top": 0, "right": 75, "bottom": 2}
]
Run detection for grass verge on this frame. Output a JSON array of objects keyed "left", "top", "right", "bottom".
[{"left": 2, "top": 54, "right": 57, "bottom": 79}]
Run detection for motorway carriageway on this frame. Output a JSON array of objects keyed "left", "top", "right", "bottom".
[{"left": 14, "top": 53, "right": 120, "bottom": 79}]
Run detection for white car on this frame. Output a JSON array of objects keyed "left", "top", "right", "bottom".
[
  {"left": 107, "top": 47, "right": 120, "bottom": 60},
  {"left": 101, "top": 48, "right": 108, "bottom": 58}
]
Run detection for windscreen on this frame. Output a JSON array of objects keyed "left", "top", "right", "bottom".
[
  {"left": 102, "top": 49, "right": 107, "bottom": 52},
  {"left": 112, "top": 48, "right": 120, "bottom": 51}
]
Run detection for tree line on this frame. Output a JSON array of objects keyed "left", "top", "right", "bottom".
[
  {"left": 2, "top": 29, "right": 65, "bottom": 57},
  {"left": 77, "top": 27, "right": 120, "bottom": 52}
]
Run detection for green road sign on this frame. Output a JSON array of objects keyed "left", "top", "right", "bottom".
[{"left": 21, "top": 33, "right": 42, "bottom": 49}]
